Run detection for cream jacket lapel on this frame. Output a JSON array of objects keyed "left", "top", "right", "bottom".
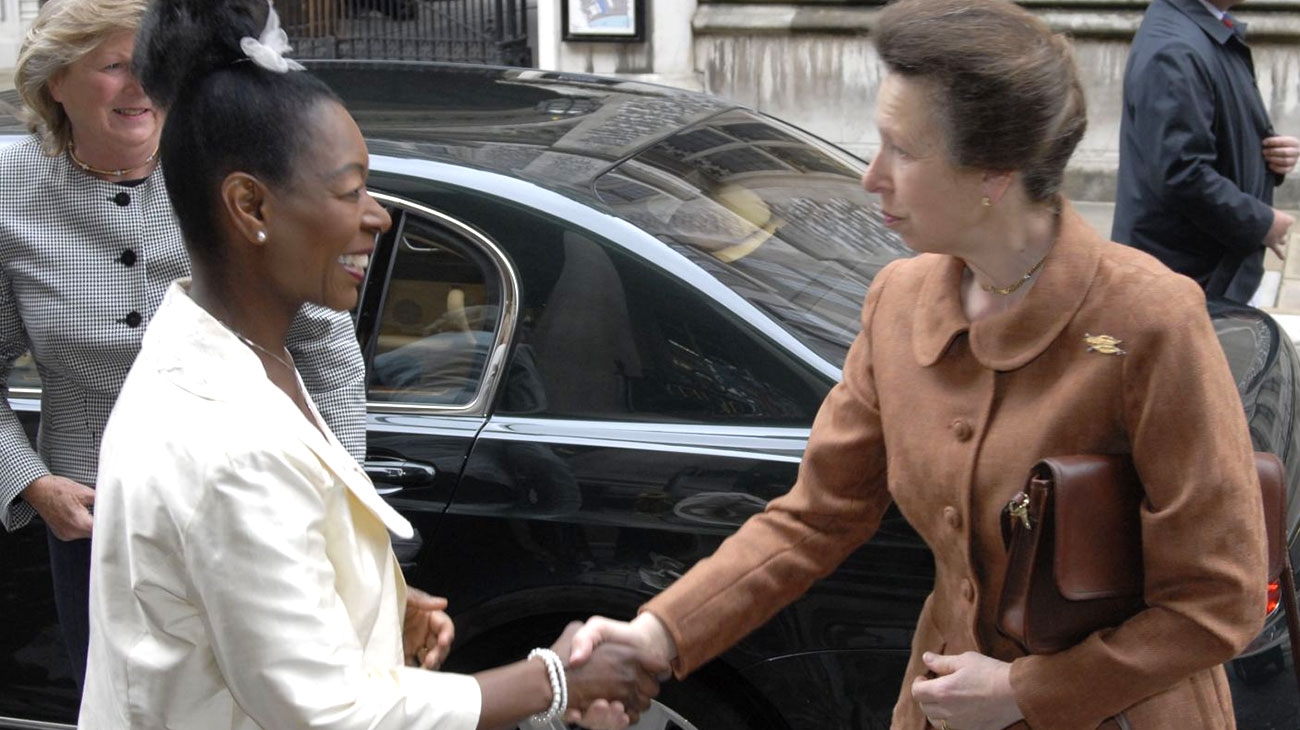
[
  {"left": 79, "top": 281, "right": 479, "bottom": 730},
  {"left": 151, "top": 280, "right": 412, "bottom": 539}
]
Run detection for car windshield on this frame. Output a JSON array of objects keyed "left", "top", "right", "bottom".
[{"left": 595, "top": 110, "right": 911, "bottom": 367}]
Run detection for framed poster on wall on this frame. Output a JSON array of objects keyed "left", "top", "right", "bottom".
[{"left": 562, "top": 0, "right": 645, "bottom": 42}]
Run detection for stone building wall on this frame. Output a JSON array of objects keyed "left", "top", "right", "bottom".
[
  {"left": 691, "top": 0, "right": 1300, "bottom": 204},
  {"left": 537, "top": 0, "right": 1300, "bottom": 311},
  {"left": 0, "top": 0, "right": 40, "bottom": 70}
]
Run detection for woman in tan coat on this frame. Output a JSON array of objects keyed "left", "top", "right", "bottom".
[{"left": 569, "top": 0, "right": 1269, "bottom": 728}]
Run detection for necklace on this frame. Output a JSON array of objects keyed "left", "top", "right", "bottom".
[
  {"left": 67, "top": 143, "right": 159, "bottom": 178},
  {"left": 980, "top": 253, "right": 1049, "bottom": 295},
  {"left": 232, "top": 331, "right": 296, "bottom": 372}
]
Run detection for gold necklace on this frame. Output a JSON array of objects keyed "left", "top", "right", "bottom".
[
  {"left": 980, "top": 253, "right": 1049, "bottom": 295},
  {"left": 67, "top": 143, "right": 159, "bottom": 178}
]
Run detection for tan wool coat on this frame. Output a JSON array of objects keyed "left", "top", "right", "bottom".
[{"left": 644, "top": 202, "right": 1268, "bottom": 730}]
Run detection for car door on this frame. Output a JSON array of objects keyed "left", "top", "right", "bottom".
[
  {"left": 367, "top": 178, "right": 934, "bottom": 727},
  {"left": 0, "top": 361, "right": 80, "bottom": 727},
  {"left": 356, "top": 195, "right": 517, "bottom": 576}
]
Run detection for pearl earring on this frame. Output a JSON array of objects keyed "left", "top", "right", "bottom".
[
  {"left": 981, "top": 196, "right": 992, "bottom": 208},
  {"left": 256, "top": 230, "right": 267, "bottom": 243}
]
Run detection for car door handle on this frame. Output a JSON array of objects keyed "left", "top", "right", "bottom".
[{"left": 364, "top": 457, "right": 437, "bottom": 493}]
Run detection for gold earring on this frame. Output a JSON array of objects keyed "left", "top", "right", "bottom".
[{"left": 981, "top": 196, "right": 992, "bottom": 208}]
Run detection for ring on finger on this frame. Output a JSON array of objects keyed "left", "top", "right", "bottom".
[{"left": 940, "top": 721, "right": 951, "bottom": 730}]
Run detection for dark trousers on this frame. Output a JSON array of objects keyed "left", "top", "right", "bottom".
[
  {"left": 1223, "top": 251, "right": 1266, "bottom": 305},
  {"left": 47, "top": 528, "right": 91, "bottom": 692}
]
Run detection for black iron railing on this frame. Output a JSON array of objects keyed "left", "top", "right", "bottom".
[{"left": 280, "top": 0, "right": 531, "bottom": 66}]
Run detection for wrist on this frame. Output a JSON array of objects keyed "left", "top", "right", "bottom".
[
  {"left": 19, "top": 475, "right": 53, "bottom": 508},
  {"left": 632, "top": 611, "right": 678, "bottom": 663},
  {"left": 21, "top": 473, "right": 52, "bottom": 493},
  {"left": 1001, "top": 659, "right": 1026, "bottom": 726},
  {"left": 526, "top": 647, "right": 567, "bottom": 724}
]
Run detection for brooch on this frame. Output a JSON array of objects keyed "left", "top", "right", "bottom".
[{"left": 1084, "top": 334, "right": 1126, "bottom": 355}]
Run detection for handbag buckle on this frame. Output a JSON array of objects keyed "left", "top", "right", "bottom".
[{"left": 1008, "top": 492, "right": 1032, "bottom": 530}]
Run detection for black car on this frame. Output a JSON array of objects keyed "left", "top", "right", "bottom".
[{"left": 1, "top": 62, "right": 1297, "bottom": 729}]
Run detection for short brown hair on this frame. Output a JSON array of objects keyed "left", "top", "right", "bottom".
[
  {"left": 16, "top": 0, "right": 151, "bottom": 155},
  {"left": 873, "top": 0, "right": 1086, "bottom": 202}
]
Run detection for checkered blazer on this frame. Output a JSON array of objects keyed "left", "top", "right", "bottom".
[{"left": 0, "top": 135, "right": 367, "bottom": 531}]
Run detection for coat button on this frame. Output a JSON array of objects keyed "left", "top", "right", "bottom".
[
  {"left": 960, "top": 578, "right": 974, "bottom": 602},
  {"left": 943, "top": 506, "right": 961, "bottom": 530},
  {"left": 118, "top": 249, "right": 137, "bottom": 267},
  {"left": 113, "top": 191, "right": 131, "bottom": 207},
  {"left": 120, "top": 311, "right": 142, "bottom": 328},
  {"left": 950, "top": 418, "right": 973, "bottom": 441}
]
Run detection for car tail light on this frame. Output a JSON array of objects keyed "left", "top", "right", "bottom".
[{"left": 1267, "top": 578, "right": 1281, "bottom": 615}]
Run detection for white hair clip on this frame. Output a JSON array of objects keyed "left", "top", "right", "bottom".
[{"left": 239, "top": 0, "right": 306, "bottom": 73}]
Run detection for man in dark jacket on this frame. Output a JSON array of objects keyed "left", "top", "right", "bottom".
[{"left": 1112, "top": 0, "right": 1297, "bottom": 303}]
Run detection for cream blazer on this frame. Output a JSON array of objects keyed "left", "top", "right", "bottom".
[{"left": 78, "top": 282, "right": 481, "bottom": 730}]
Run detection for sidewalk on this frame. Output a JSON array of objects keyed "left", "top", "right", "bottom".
[{"left": 1075, "top": 201, "right": 1300, "bottom": 344}]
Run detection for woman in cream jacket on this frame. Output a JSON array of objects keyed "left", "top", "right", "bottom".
[{"left": 80, "top": 0, "right": 662, "bottom": 727}]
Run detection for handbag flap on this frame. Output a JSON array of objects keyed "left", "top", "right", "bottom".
[{"left": 1040, "top": 455, "right": 1144, "bottom": 600}]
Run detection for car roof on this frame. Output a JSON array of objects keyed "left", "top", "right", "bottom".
[
  {"left": 306, "top": 61, "right": 746, "bottom": 201},
  {"left": 311, "top": 60, "right": 737, "bottom": 152},
  {"left": 1, "top": 61, "right": 742, "bottom": 166}
]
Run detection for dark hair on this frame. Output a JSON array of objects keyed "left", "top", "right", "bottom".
[
  {"left": 134, "top": 0, "right": 341, "bottom": 257},
  {"left": 873, "top": 0, "right": 1086, "bottom": 202}
]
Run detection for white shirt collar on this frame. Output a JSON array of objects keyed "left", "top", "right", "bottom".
[{"left": 1197, "top": 0, "right": 1228, "bottom": 21}]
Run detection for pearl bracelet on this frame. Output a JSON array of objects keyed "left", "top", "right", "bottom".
[{"left": 527, "top": 647, "right": 568, "bottom": 725}]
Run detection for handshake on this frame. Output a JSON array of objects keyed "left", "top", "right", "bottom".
[
  {"left": 404, "top": 589, "right": 679, "bottom": 729},
  {"left": 544, "top": 613, "right": 680, "bottom": 729}
]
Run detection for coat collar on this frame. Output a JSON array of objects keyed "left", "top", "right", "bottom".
[
  {"left": 1168, "top": 0, "right": 1241, "bottom": 45},
  {"left": 145, "top": 281, "right": 413, "bottom": 539},
  {"left": 911, "top": 200, "right": 1103, "bottom": 371}
]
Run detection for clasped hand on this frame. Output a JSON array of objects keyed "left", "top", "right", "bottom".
[
  {"left": 911, "top": 651, "right": 1024, "bottom": 730},
  {"left": 404, "top": 588, "right": 455, "bottom": 670},
  {"left": 402, "top": 593, "right": 666, "bottom": 729},
  {"left": 1263, "top": 135, "right": 1300, "bottom": 176},
  {"left": 22, "top": 474, "right": 95, "bottom": 541},
  {"left": 551, "top": 621, "right": 667, "bottom": 728},
  {"left": 557, "top": 613, "right": 678, "bottom": 727}
]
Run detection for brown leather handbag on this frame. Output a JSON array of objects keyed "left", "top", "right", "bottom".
[{"left": 997, "top": 453, "right": 1300, "bottom": 693}]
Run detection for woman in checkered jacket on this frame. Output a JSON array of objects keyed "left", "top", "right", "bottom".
[{"left": 0, "top": 0, "right": 367, "bottom": 691}]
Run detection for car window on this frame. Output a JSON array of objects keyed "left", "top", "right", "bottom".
[
  {"left": 501, "top": 225, "right": 825, "bottom": 424},
  {"left": 366, "top": 186, "right": 825, "bottom": 424},
  {"left": 7, "top": 352, "right": 39, "bottom": 392},
  {"left": 368, "top": 215, "right": 503, "bottom": 407},
  {"left": 595, "top": 109, "right": 911, "bottom": 366}
]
